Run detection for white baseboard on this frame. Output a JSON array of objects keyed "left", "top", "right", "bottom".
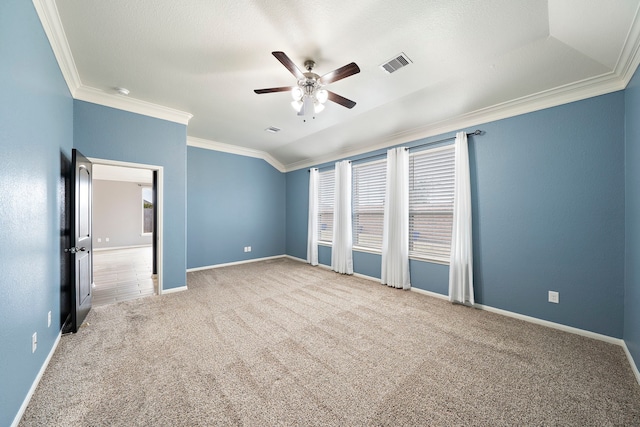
[
  {"left": 161, "top": 285, "right": 188, "bottom": 294},
  {"left": 284, "top": 255, "right": 307, "bottom": 264},
  {"left": 12, "top": 331, "right": 62, "bottom": 427},
  {"left": 291, "top": 258, "right": 383, "bottom": 283},
  {"left": 410, "top": 286, "right": 449, "bottom": 301},
  {"left": 186, "top": 255, "right": 286, "bottom": 272},
  {"left": 475, "top": 303, "right": 623, "bottom": 346},
  {"left": 622, "top": 341, "right": 640, "bottom": 386}
]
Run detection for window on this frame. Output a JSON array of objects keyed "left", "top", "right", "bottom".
[
  {"left": 318, "top": 169, "right": 335, "bottom": 243},
  {"left": 352, "top": 159, "right": 386, "bottom": 250},
  {"left": 409, "top": 145, "right": 455, "bottom": 262},
  {"left": 142, "top": 186, "right": 154, "bottom": 235}
]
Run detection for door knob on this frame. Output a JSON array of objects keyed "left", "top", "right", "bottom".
[{"left": 65, "top": 247, "right": 87, "bottom": 254}]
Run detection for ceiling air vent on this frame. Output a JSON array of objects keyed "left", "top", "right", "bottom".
[
  {"left": 264, "top": 126, "right": 281, "bottom": 133},
  {"left": 379, "top": 52, "right": 412, "bottom": 74}
]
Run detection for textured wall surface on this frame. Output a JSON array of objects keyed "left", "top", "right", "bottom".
[
  {"left": 625, "top": 65, "right": 640, "bottom": 374},
  {"left": 0, "top": 1, "right": 73, "bottom": 425},
  {"left": 73, "top": 100, "right": 187, "bottom": 290},
  {"left": 187, "top": 147, "right": 285, "bottom": 269}
]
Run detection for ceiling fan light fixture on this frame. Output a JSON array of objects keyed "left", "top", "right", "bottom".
[
  {"left": 291, "top": 87, "right": 303, "bottom": 101},
  {"left": 291, "top": 100, "right": 303, "bottom": 112},
  {"left": 254, "top": 51, "right": 359, "bottom": 115},
  {"left": 315, "top": 89, "right": 328, "bottom": 104}
]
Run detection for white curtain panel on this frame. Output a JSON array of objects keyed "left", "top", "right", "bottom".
[
  {"left": 381, "top": 147, "right": 411, "bottom": 289},
  {"left": 307, "top": 168, "right": 319, "bottom": 266},
  {"left": 331, "top": 160, "right": 353, "bottom": 274},
  {"left": 449, "top": 131, "right": 474, "bottom": 305}
]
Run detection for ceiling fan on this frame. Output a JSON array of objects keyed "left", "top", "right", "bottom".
[{"left": 254, "top": 51, "right": 360, "bottom": 116}]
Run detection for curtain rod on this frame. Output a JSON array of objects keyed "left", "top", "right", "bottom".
[{"left": 309, "top": 130, "right": 483, "bottom": 172}]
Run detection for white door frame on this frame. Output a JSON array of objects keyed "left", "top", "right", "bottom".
[{"left": 89, "top": 157, "right": 165, "bottom": 295}]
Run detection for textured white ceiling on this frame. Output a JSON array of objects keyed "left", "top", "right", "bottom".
[{"left": 53, "top": 0, "right": 640, "bottom": 170}]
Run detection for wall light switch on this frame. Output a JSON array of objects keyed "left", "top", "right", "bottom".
[
  {"left": 247, "top": 246, "right": 251, "bottom": 252},
  {"left": 97, "top": 238, "right": 102, "bottom": 243},
  {"left": 105, "top": 237, "right": 110, "bottom": 242},
  {"left": 548, "top": 291, "right": 559, "bottom": 304}
]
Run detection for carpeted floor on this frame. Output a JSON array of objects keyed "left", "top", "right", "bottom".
[{"left": 19, "top": 258, "right": 640, "bottom": 426}]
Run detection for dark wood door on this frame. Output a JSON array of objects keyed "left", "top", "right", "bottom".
[{"left": 67, "top": 149, "right": 93, "bottom": 333}]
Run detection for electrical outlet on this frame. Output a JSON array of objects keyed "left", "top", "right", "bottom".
[
  {"left": 548, "top": 291, "right": 559, "bottom": 304},
  {"left": 247, "top": 246, "right": 251, "bottom": 252},
  {"left": 97, "top": 238, "right": 102, "bottom": 243},
  {"left": 105, "top": 237, "right": 110, "bottom": 242},
  {"left": 32, "top": 332, "right": 37, "bottom": 353},
  {"left": 243, "top": 246, "right": 247, "bottom": 252},
  {"left": 48, "top": 311, "right": 51, "bottom": 328}
]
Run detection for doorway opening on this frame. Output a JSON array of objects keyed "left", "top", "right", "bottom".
[{"left": 90, "top": 158, "right": 164, "bottom": 305}]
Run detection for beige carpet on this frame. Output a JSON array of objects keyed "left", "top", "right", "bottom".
[{"left": 19, "top": 258, "right": 640, "bottom": 426}]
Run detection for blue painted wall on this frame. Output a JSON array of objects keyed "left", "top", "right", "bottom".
[
  {"left": 187, "top": 147, "right": 285, "bottom": 268},
  {"left": 286, "top": 92, "right": 626, "bottom": 338},
  {"left": 285, "top": 168, "right": 309, "bottom": 259},
  {"left": 0, "top": 1, "right": 73, "bottom": 425},
  {"left": 625, "top": 66, "right": 640, "bottom": 372},
  {"left": 73, "top": 101, "right": 188, "bottom": 290}
]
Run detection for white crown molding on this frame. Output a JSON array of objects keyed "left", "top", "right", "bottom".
[
  {"left": 75, "top": 86, "right": 192, "bottom": 125},
  {"left": 32, "top": 0, "right": 82, "bottom": 95},
  {"left": 34, "top": 0, "right": 640, "bottom": 170},
  {"left": 33, "top": 0, "right": 193, "bottom": 125},
  {"left": 283, "top": 8, "right": 640, "bottom": 172},
  {"left": 283, "top": 70, "right": 628, "bottom": 172},
  {"left": 187, "top": 136, "right": 286, "bottom": 173},
  {"left": 618, "top": 2, "right": 640, "bottom": 87}
]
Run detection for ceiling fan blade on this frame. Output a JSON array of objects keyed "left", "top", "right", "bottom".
[
  {"left": 272, "top": 51, "right": 305, "bottom": 80},
  {"left": 318, "top": 62, "right": 360, "bottom": 85},
  {"left": 327, "top": 91, "right": 356, "bottom": 109},
  {"left": 254, "top": 86, "right": 296, "bottom": 94}
]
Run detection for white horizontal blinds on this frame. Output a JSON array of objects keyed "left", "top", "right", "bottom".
[
  {"left": 318, "top": 169, "right": 335, "bottom": 243},
  {"left": 352, "top": 159, "right": 386, "bottom": 250},
  {"left": 409, "top": 145, "right": 455, "bottom": 262}
]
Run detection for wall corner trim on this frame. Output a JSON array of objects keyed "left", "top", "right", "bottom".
[
  {"left": 11, "top": 331, "right": 62, "bottom": 427},
  {"left": 187, "top": 137, "right": 286, "bottom": 173}
]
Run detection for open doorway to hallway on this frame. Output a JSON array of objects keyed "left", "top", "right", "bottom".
[
  {"left": 93, "top": 246, "right": 155, "bottom": 306},
  {"left": 90, "top": 160, "right": 164, "bottom": 305}
]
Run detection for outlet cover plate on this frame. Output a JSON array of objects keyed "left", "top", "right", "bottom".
[{"left": 548, "top": 291, "right": 559, "bottom": 304}]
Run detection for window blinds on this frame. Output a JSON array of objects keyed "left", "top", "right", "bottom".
[
  {"left": 409, "top": 145, "right": 455, "bottom": 262},
  {"left": 318, "top": 169, "right": 335, "bottom": 243},
  {"left": 352, "top": 159, "right": 386, "bottom": 250}
]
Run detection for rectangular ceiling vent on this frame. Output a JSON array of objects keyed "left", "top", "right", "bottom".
[
  {"left": 380, "top": 52, "right": 412, "bottom": 74},
  {"left": 264, "top": 126, "right": 281, "bottom": 133}
]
